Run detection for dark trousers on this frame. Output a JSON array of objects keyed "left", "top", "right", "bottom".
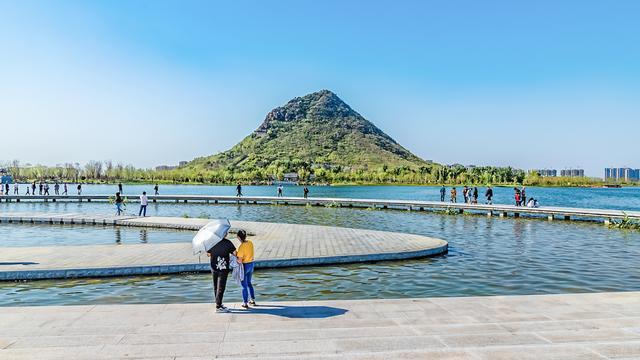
[
  {"left": 139, "top": 205, "right": 147, "bottom": 216},
  {"left": 440, "top": 193, "right": 445, "bottom": 202},
  {"left": 212, "top": 270, "right": 229, "bottom": 308}
]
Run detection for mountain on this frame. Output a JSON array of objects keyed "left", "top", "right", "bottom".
[{"left": 187, "top": 90, "right": 430, "bottom": 175}]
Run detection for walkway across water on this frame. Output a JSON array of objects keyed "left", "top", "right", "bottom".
[
  {"left": 0, "top": 213, "right": 447, "bottom": 280},
  {"left": 0, "top": 292, "right": 638, "bottom": 359},
  {"left": 2, "top": 194, "right": 639, "bottom": 223}
]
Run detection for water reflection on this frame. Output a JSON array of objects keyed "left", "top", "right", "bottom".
[
  {"left": 115, "top": 228, "right": 121, "bottom": 245},
  {"left": 139, "top": 229, "right": 148, "bottom": 243}
]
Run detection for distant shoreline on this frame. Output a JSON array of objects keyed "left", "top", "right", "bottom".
[{"left": 5, "top": 179, "right": 638, "bottom": 188}]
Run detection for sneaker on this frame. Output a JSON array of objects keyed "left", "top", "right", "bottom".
[
  {"left": 241, "top": 303, "right": 249, "bottom": 309},
  {"left": 216, "top": 306, "right": 230, "bottom": 313},
  {"left": 248, "top": 299, "right": 256, "bottom": 306}
]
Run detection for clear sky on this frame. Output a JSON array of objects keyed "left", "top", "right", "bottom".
[{"left": 1, "top": 0, "right": 638, "bottom": 177}]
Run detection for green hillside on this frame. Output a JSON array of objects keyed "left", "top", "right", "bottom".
[{"left": 188, "top": 90, "right": 430, "bottom": 177}]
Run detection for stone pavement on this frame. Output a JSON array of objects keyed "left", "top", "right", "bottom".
[
  {"left": 1, "top": 292, "right": 639, "bottom": 359},
  {"left": 0, "top": 215, "right": 447, "bottom": 280}
]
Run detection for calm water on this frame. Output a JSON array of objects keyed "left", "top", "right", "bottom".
[
  {"left": 0, "top": 223, "right": 194, "bottom": 247},
  {"left": 5, "top": 184, "right": 640, "bottom": 211},
  {"left": 1, "top": 204, "right": 639, "bottom": 306}
]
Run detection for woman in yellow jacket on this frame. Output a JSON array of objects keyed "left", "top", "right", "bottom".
[{"left": 235, "top": 230, "right": 256, "bottom": 309}]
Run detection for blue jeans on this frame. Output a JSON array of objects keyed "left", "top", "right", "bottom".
[
  {"left": 241, "top": 262, "right": 255, "bottom": 303},
  {"left": 139, "top": 205, "right": 147, "bottom": 216},
  {"left": 116, "top": 203, "right": 123, "bottom": 215}
]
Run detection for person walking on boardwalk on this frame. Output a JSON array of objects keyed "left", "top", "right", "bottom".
[
  {"left": 154, "top": 184, "right": 159, "bottom": 196},
  {"left": 450, "top": 187, "right": 457, "bottom": 203},
  {"left": 118, "top": 183, "right": 123, "bottom": 194},
  {"left": 514, "top": 187, "right": 521, "bottom": 206},
  {"left": 38, "top": 182, "right": 43, "bottom": 195},
  {"left": 521, "top": 186, "right": 527, "bottom": 206},
  {"left": 207, "top": 232, "right": 236, "bottom": 312},
  {"left": 277, "top": 185, "right": 283, "bottom": 197},
  {"left": 235, "top": 230, "right": 256, "bottom": 309},
  {"left": 54, "top": 182, "right": 60, "bottom": 195},
  {"left": 13, "top": 183, "right": 18, "bottom": 195},
  {"left": 472, "top": 187, "right": 479, "bottom": 204},
  {"left": 43, "top": 183, "right": 50, "bottom": 196},
  {"left": 62, "top": 183, "right": 68, "bottom": 195},
  {"left": 440, "top": 185, "right": 446, "bottom": 202},
  {"left": 5, "top": 183, "right": 9, "bottom": 196},
  {"left": 25, "top": 186, "right": 30, "bottom": 195},
  {"left": 31, "top": 181, "right": 36, "bottom": 196},
  {"left": 138, "top": 191, "right": 148, "bottom": 217},
  {"left": 115, "top": 192, "right": 124, "bottom": 216},
  {"left": 303, "top": 186, "right": 309, "bottom": 199},
  {"left": 236, "top": 183, "right": 243, "bottom": 197},
  {"left": 77, "top": 183, "right": 82, "bottom": 195},
  {"left": 485, "top": 186, "right": 493, "bottom": 204},
  {"left": 463, "top": 186, "right": 469, "bottom": 203}
]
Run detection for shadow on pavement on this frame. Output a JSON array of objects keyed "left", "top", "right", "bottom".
[
  {"left": 0, "top": 262, "right": 39, "bottom": 265},
  {"left": 234, "top": 304, "right": 348, "bottom": 319}
]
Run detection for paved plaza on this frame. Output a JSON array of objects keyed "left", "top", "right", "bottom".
[
  {"left": 1, "top": 292, "right": 639, "bottom": 359},
  {"left": 0, "top": 214, "right": 447, "bottom": 280}
]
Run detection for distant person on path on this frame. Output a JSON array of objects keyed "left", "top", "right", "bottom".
[
  {"left": 514, "top": 187, "right": 521, "bottom": 206},
  {"left": 485, "top": 186, "right": 493, "bottom": 204},
  {"left": 118, "top": 183, "right": 123, "bottom": 194},
  {"left": 207, "top": 232, "right": 236, "bottom": 313},
  {"left": 521, "top": 186, "right": 527, "bottom": 206},
  {"left": 31, "top": 182, "right": 36, "bottom": 196},
  {"left": 235, "top": 230, "right": 256, "bottom": 309},
  {"left": 463, "top": 186, "right": 469, "bottom": 203},
  {"left": 5, "top": 183, "right": 9, "bottom": 196},
  {"left": 62, "top": 183, "right": 68, "bottom": 195},
  {"left": 154, "top": 184, "right": 159, "bottom": 196},
  {"left": 450, "top": 187, "right": 457, "bottom": 203},
  {"left": 139, "top": 191, "right": 148, "bottom": 217},
  {"left": 13, "top": 183, "right": 18, "bottom": 195},
  {"left": 236, "top": 183, "right": 243, "bottom": 197},
  {"left": 25, "top": 186, "right": 30, "bottom": 195},
  {"left": 303, "top": 186, "right": 309, "bottom": 199},
  {"left": 43, "top": 183, "right": 50, "bottom": 196},
  {"left": 77, "top": 184, "right": 82, "bottom": 195},
  {"left": 54, "top": 182, "right": 60, "bottom": 195},
  {"left": 440, "top": 185, "right": 446, "bottom": 202},
  {"left": 38, "top": 182, "right": 43, "bottom": 195},
  {"left": 472, "top": 187, "right": 478, "bottom": 204},
  {"left": 115, "top": 192, "right": 124, "bottom": 216},
  {"left": 277, "top": 185, "right": 283, "bottom": 197}
]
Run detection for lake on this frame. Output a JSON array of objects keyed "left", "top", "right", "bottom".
[{"left": 1, "top": 185, "right": 639, "bottom": 306}]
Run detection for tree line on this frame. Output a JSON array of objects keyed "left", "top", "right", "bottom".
[{"left": 1, "top": 160, "right": 607, "bottom": 186}]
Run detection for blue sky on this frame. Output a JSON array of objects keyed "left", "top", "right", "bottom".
[{"left": 1, "top": 1, "right": 638, "bottom": 177}]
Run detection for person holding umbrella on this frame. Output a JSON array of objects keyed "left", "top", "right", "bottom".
[{"left": 193, "top": 219, "right": 236, "bottom": 313}]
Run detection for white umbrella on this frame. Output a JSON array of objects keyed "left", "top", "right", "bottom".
[{"left": 192, "top": 219, "right": 231, "bottom": 255}]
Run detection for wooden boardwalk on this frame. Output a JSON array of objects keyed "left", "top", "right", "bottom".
[
  {"left": 1, "top": 194, "right": 639, "bottom": 223},
  {"left": 1, "top": 292, "right": 639, "bottom": 359},
  {"left": 0, "top": 214, "right": 447, "bottom": 280}
]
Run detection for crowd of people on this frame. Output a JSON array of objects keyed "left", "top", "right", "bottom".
[{"left": 439, "top": 185, "right": 539, "bottom": 207}]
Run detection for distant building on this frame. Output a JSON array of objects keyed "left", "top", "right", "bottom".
[
  {"left": 560, "top": 169, "right": 584, "bottom": 177},
  {"left": 536, "top": 169, "right": 557, "bottom": 177},
  {"left": 155, "top": 165, "right": 177, "bottom": 171},
  {"left": 155, "top": 161, "right": 188, "bottom": 171},
  {"left": 283, "top": 173, "right": 299, "bottom": 182},
  {"left": 605, "top": 167, "right": 640, "bottom": 182}
]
